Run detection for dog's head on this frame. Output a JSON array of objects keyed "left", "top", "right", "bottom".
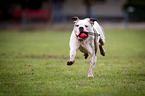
[{"left": 72, "top": 16, "right": 97, "bottom": 41}]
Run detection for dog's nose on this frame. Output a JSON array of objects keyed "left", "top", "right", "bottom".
[{"left": 79, "top": 27, "right": 84, "bottom": 32}]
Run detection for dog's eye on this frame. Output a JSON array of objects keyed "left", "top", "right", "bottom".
[
  {"left": 75, "top": 25, "right": 79, "bottom": 27},
  {"left": 85, "top": 25, "right": 88, "bottom": 27}
]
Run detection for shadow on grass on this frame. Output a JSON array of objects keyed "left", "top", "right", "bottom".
[{"left": 15, "top": 54, "right": 81, "bottom": 60}]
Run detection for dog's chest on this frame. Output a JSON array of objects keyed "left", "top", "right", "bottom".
[
  {"left": 79, "top": 44, "right": 88, "bottom": 54},
  {"left": 79, "top": 37, "right": 93, "bottom": 54}
]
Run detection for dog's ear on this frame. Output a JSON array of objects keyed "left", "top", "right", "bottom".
[
  {"left": 90, "top": 18, "right": 97, "bottom": 25},
  {"left": 72, "top": 16, "right": 79, "bottom": 23}
]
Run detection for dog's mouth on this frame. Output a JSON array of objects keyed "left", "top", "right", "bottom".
[{"left": 76, "top": 31, "right": 88, "bottom": 41}]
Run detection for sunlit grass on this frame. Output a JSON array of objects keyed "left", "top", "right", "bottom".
[{"left": 0, "top": 29, "right": 144, "bottom": 96}]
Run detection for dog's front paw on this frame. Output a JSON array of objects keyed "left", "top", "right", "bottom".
[{"left": 67, "top": 60, "right": 75, "bottom": 66}]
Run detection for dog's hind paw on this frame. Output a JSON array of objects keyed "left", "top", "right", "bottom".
[
  {"left": 67, "top": 60, "right": 75, "bottom": 66},
  {"left": 84, "top": 53, "right": 89, "bottom": 59},
  {"left": 99, "top": 45, "right": 105, "bottom": 56}
]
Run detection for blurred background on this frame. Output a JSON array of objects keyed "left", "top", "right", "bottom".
[{"left": 0, "top": 0, "right": 145, "bottom": 30}]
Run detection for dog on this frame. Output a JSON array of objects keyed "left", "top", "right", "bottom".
[{"left": 67, "top": 16, "right": 105, "bottom": 77}]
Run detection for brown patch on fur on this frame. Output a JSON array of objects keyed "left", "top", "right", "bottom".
[{"left": 94, "top": 31, "right": 98, "bottom": 54}]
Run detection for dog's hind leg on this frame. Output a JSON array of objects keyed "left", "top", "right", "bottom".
[
  {"left": 93, "top": 21, "right": 105, "bottom": 56},
  {"left": 99, "top": 31, "right": 105, "bottom": 56},
  {"left": 99, "top": 45, "right": 105, "bottom": 56},
  {"left": 98, "top": 27, "right": 105, "bottom": 56}
]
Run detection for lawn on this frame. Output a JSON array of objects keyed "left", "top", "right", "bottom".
[{"left": 0, "top": 29, "right": 145, "bottom": 96}]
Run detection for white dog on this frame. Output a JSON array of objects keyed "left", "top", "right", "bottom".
[{"left": 67, "top": 16, "right": 105, "bottom": 77}]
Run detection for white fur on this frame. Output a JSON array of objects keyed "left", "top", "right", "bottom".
[{"left": 68, "top": 18, "right": 105, "bottom": 77}]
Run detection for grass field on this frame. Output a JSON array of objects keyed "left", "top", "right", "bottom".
[{"left": 0, "top": 29, "right": 145, "bottom": 96}]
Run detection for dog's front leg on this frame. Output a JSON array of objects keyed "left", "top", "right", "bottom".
[
  {"left": 67, "top": 46, "right": 80, "bottom": 65},
  {"left": 67, "top": 48, "right": 77, "bottom": 65},
  {"left": 87, "top": 42, "right": 97, "bottom": 77},
  {"left": 67, "top": 34, "right": 80, "bottom": 65},
  {"left": 88, "top": 53, "right": 97, "bottom": 77}
]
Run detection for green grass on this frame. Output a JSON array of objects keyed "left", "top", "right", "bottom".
[{"left": 0, "top": 29, "right": 145, "bottom": 96}]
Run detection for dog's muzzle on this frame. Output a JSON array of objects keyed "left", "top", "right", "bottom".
[
  {"left": 76, "top": 27, "right": 100, "bottom": 41},
  {"left": 76, "top": 27, "right": 88, "bottom": 41}
]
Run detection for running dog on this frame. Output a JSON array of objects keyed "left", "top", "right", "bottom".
[{"left": 67, "top": 16, "right": 105, "bottom": 77}]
